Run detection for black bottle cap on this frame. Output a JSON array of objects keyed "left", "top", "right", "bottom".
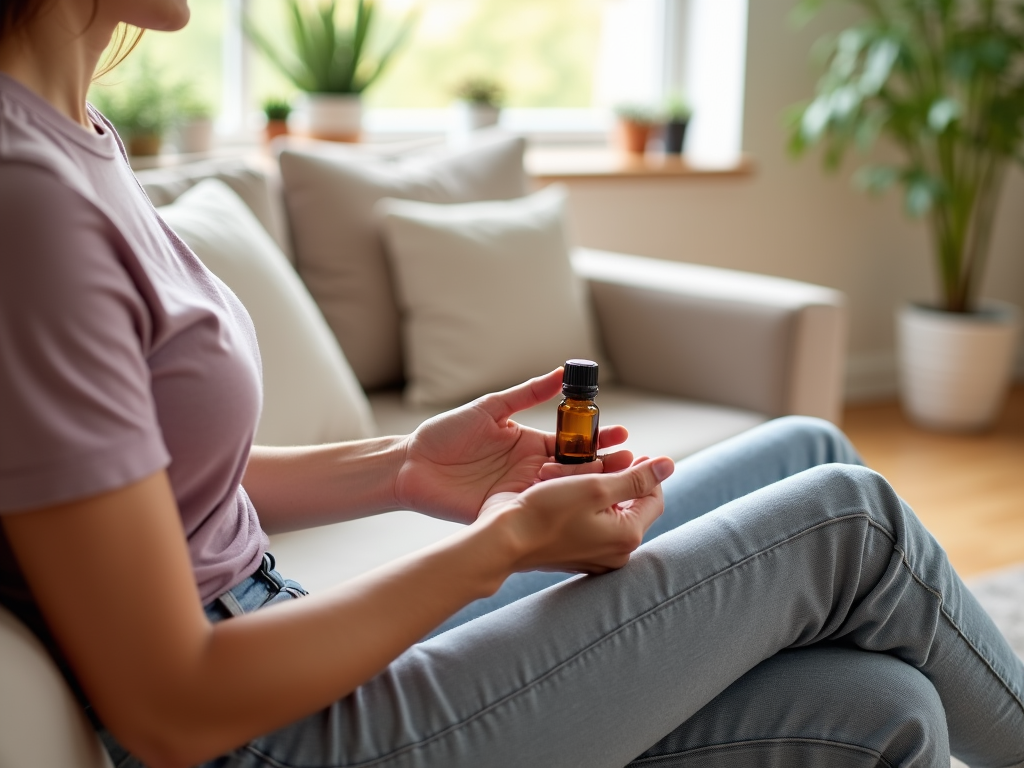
[{"left": 562, "top": 359, "right": 599, "bottom": 398}]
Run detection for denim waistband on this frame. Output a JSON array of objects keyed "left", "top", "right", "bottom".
[{"left": 204, "top": 552, "right": 308, "bottom": 624}]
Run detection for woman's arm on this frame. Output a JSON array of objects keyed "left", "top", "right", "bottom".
[
  {"left": 245, "top": 370, "right": 634, "bottom": 533},
  {"left": 3, "top": 458, "right": 671, "bottom": 768},
  {"left": 243, "top": 437, "right": 407, "bottom": 533}
]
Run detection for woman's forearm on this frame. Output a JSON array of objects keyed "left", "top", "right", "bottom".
[
  {"left": 243, "top": 437, "right": 408, "bottom": 533},
  {"left": 162, "top": 521, "right": 513, "bottom": 767}
]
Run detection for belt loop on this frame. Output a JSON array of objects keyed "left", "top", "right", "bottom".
[{"left": 215, "top": 590, "right": 246, "bottom": 618}]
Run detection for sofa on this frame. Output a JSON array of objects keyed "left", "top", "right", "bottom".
[{"left": 0, "top": 134, "right": 846, "bottom": 768}]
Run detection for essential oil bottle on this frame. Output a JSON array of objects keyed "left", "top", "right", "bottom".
[{"left": 555, "top": 359, "right": 600, "bottom": 464}]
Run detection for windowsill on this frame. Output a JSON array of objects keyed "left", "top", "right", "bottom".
[
  {"left": 127, "top": 135, "right": 755, "bottom": 182},
  {"left": 526, "top": 147, "right": 755, "bottom": 181}
]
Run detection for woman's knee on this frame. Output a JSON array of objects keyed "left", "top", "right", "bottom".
[
  {"left": 767, "top": 415, "right": 862, "bottom": 467},
  {"left": 633, "top": 646, "right": 949, "bottom": 768}
]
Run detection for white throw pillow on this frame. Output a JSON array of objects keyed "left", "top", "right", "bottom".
[
  {"left": 278, "top": 134, "right": 529, "bottom": 390},
  {"left": 159, "top": 179, "right": 376, "bottom": 445},
  {"left": 377, "top": 185, "right": 599, "bottom": 406}
]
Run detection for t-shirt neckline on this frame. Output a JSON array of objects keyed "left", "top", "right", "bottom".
[{"left": 0, "top": 72, "right": 117, "bottom": 160}]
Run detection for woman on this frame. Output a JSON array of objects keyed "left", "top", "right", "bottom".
[{"left": 1, "top": 2, "right": 1022, "bottom": 767}]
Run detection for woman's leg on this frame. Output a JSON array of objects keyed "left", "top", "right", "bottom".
[
  {"left": 627, "top": 646, "right": 950, "bottom": 767},
  {"left": 428, "top": 416, "right": 863, "bottom": 637},
  {"left": 219, "top": 463, "right": 1024, "bottom": 768}
]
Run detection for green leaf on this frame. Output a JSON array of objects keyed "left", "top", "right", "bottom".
[
  {"left": 854, "top": 165, "right": 900, "bottom": 194},
  {"left": 927, "top": 97, "right": 961, "bottom": 133},
  {"left": 860, "top": 38, "right": 900, "bottom": 95}
]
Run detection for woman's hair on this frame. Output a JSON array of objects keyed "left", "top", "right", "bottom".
[{"left": 0, "top": 0, "right": 143, "bottom": 78}]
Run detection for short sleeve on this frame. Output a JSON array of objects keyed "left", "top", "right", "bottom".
[{"left": 0, "top": 163, "right": 170, "bottom": 512}]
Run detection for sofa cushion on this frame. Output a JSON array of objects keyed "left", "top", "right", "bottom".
[
  {"left": 136, "top": 157, "right": 293, "bottom": 262},
  {"left": 0, "top": 605, "right": 114, "bottom": 768},
  {"left": 279, "top": 134, "right": 529, "bottom": 391},
  {"left": 376, "top": 185, "right": 599, "bottom": 406},
  {"left": 158, "top": 179, "right": 375, "bottom": 446}
]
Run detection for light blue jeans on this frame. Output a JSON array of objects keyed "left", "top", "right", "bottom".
[{"left": 102, "top": 417, "right": 1024, "bottom": 768}]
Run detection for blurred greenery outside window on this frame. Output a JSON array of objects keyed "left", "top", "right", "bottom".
[{"left": 91, "top": 0, "right": 608, "bottom": 138}]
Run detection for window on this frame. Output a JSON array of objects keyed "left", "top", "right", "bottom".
[{"left": 93, "top": 0, "right": 748, "bottom": 165}]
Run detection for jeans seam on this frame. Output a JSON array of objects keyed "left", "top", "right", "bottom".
[
  {"left": 253, "top": 512, "right": 885, "bottom": 768},
  {"left": 628, "top": 737, "right": 894, "bottom": 767},
  {"left": 876, "top": 521, "right": 1024, "bottom": 717}
]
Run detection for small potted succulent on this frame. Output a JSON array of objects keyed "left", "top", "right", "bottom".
[
  {"left": 613, "top": 103, "right": 660, "bottom": 155},
  {"left": 246, "top": 0, "right": 416, "bottom": 142},
  {"left": 262, "top": 97, "right": 293, "bottom": 143},
  {"left": 662, "top": 94, "right": 692, "bottom": 155},
  {"left": 452, "top": 75, "right": 505, "bottom": 133}
]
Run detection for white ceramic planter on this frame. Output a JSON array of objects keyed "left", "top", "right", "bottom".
[
  {"left": 176, "top": 117, "right": 214, "bottom": 154},
  {"left": 451, "top": 101, "right": 501, "bottom": 134},
  {"left": 300, "top": 93, "right": 362, "bottom": 142},
  {"left": 897, "top": 301, "right": 1021, "bottom": 431}
]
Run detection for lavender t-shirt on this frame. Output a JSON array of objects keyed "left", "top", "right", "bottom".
[{"left": 0, "top": 74, "right": 268, "bottom": 623}]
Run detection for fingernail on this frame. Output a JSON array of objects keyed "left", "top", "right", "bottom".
[{"left": 653, "top": 458, "right": 674, "bottom": 482}]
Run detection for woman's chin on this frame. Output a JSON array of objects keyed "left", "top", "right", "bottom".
[{"left": 122, "top": 0, "right": 191, "bottom": 32}]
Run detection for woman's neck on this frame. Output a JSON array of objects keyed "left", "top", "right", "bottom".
[{"left": 0, "top": 3, "right": 114, "bottom": 131}]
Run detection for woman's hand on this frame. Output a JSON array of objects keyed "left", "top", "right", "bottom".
[
  {"left": 394, "top": 369, "right": 633, "bottom": 524},
  {"left": 478, "top": 455, "right": 676, "bottom": 575}
]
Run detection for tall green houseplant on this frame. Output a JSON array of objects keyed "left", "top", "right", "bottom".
[
  {"left": 789, "top": 0, "right": 1024, "bottom": 313},
  {"left": 246, "top": 0, "right": 415, "bottom": 95}
]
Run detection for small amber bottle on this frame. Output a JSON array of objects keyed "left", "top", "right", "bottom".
[{"left": 555, "top": 359, "right": 600, "bottom": 464}]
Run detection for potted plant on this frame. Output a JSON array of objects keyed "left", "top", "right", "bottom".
[
  {"left": 89, "top": 56, "right": 175, "bottom": 157},
  {"left": 663, "top": 94, "right": 692, "bottom": 155},
  {"left": 452, "top": 76, "right": 504, "bottom": 134},
  {"left": 790, "top": 0, "right": 1024, "bottom": 431},
  {"left": 262, "top": 97, "right": 293, "bottom": 143},
  {"left": 174, "top": 84, "right": 214, "bottom": 155},
  {"left": 245, "top": 0, "right": 416, "bottom": 142},
  {"left": 613, "top": 103, "right": 660, "bottom": 155}
]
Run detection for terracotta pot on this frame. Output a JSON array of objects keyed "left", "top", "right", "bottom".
[
  {"left": 616, "top": 119, "right": 655, "bottom": 154},
  {"left": 128, "top": 133, "right": 162, "bottom": 157},
  {"left": 265, "top": 119, "right": 290, "bottom": 144},
  {"left": 897, "top": 300, "right": 1021, "bottom": 431},
  {"left": 299, "top": 93, "right": 361, "bottom": 142}
]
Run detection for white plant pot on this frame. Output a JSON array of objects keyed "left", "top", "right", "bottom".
[
  {"left": 897, "top": 300, "right": 1021, "bottom": 432},
  {"left": 300, "top": 93, "right": 362, "bottom": 142},
  {"left": 176, "top": 117, "right": 214, "bottom": 154},
  {"left": 451, "top": 101, "right": 501, "bottom": 135}
]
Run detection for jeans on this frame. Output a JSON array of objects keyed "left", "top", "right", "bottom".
[{"left": 104, "top": 417, "right": 1024, "bottom": 768}]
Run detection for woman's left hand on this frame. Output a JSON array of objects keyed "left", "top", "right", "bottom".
[{"left": 394, "top": 369, "right": 633, "bottom": 524}]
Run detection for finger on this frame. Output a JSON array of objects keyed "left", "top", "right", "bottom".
[
  {"left": 535, "top": 450, "right": 633, "bottom": 481},
  {"left": 597, "top": 425, "right": 629, "bottom": 450},
  {"left": 596, "top": 456, "right": 674, "bottom": 509},
  {"left": 622, "top": 485, "right": 665, "bottom": 533},
  {"left": 599, "top": 450, "right": 634, "bottom": 473},
  {"left": 481, "top": 368, "right": 563, "bottom": 421}
]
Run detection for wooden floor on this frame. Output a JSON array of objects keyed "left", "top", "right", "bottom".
[{"left": 843, "top": 385, "right": 1024, "bottom": 577}]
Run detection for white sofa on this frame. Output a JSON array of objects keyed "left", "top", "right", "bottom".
[{"left": 0, "top": 142, "right": 845, "bottom": 768}]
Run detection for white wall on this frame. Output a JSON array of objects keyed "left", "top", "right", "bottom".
[{"left": 561, "top": 0, "right": 1024, "bottom": 401}]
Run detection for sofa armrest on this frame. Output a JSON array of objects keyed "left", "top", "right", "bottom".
[{"left": 574, "top": 248, "right": 847, "bottom": 423}]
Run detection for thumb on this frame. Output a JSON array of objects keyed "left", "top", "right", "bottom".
[
  {"left": 599, "top": 456, "right": 674, "bottom": 507},
  {"left": 480, "top": 368, "right": 563, "bottom": 421}
]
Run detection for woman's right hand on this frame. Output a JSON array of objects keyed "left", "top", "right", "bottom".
[{"left": 476, "top": 456, "right": 675, "bottom": 575}]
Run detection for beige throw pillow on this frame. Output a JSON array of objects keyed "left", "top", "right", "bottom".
[
  {"left": 159, "top": 179, "right": 376, "bottom": 446},
  {"left": 279, "top": 134, "right": 528, "bottom": 391},
  {"left": 377, "top": 185, "right": 599, "bottom": 406}
]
